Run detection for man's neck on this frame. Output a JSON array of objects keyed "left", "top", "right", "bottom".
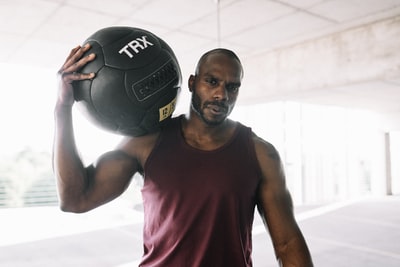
[{"left": 180, "top": 113, "right": 237, "bottom": 151}]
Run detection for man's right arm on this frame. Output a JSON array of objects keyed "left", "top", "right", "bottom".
[
  {"left": 53, "top": 45, "right": 140, "bottom": 213},
  {"left": 53, "top": 103, "right": 141, "bottom": 213}
]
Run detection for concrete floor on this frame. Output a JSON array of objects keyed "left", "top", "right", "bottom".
[{"left": 0, "top": 195, "right": 399, "bottom": 267}]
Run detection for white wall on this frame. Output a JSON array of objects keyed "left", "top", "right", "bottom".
[{"left": 231, "top": 101, "right": 388, "bottom": 205}]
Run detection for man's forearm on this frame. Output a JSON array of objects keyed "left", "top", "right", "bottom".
[
  {"left": 53, "top": 103, "right": 88, "bottom": 212},
  {"left": 276, "top": 235, "right": 313, "bottom": 267}
]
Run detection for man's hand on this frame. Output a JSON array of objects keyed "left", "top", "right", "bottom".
[{"left": 57, "top": 44, "right": 96, "bottom": 107}]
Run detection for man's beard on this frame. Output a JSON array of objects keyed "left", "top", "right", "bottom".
[{"left": 191, "top": 91, "right": 229, "bottom": 126}]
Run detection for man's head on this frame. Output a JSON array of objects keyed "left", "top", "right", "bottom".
[{"left": 189, "top": 48, "right": 243, "bottom": 126}]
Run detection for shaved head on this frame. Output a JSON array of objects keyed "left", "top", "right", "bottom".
[{"left": 195, "top": 48, "right": 243, "bottom": 78}]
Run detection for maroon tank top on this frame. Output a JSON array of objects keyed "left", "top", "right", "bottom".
[{"left": 140, "top": 116, "right": 262, "bottom": 267}]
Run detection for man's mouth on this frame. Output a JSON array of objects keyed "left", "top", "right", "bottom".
[{"left": 206, "top": 102, "right": 227, "bottom": 115}]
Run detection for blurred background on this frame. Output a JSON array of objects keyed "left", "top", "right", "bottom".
[{"left": 0, "top": 0, "right": 399, "bottom": 266}]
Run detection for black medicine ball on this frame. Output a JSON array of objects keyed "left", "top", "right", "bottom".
[{"left": 73, "top": 26, "right": 182, "bottom": 136}]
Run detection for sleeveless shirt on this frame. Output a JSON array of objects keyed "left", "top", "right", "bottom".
[{"left": 140, "top": 115, "right": 262, "bottom": 267}]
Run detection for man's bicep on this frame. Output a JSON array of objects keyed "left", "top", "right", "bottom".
[
  {"left": 81, "top": 150, "right": 139, "bottom": 210},
  {"left": 254, "top": 138, "right": 298, "bottom": 245},
  {"left": 253, "top": 136, "right": 290, "bottom": 212},
  {"left": 256, "top": 162, "right": 295, "bottom": 230}
]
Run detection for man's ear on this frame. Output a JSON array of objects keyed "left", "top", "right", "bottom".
[{"left": 188, "top": 75, "right": 195, "bottom": 92}]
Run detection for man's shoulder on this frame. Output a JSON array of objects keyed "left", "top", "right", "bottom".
[
  {"left": 117, "top": 131, "right": 160, "bottom": 158},
  {"left": 247, "top": 131, "right": 281, "bottom": 161}
]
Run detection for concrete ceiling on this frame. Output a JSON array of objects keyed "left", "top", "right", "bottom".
[{"left": 1, "top": 0, "right": 400, "bottom": 119}]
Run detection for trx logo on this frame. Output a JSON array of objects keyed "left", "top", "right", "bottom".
[{"left": 119, "top": 36, "right": 154, "bottom": 58}]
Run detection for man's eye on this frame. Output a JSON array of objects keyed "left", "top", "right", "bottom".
[
  {"left": 226, "top": 84, "right": 239, "bottom": 93},
  {"left": 206, "top": 78, "right": 218, "bottom": 86}
]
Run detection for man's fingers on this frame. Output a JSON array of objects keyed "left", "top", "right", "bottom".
[
  {"left": 71, "top": 43, "right": 91, "bottom": 64},
  {"left": 58, "top": 51, "right": 96, "bottom": 85},
  {"left": 59, "top": 44, "right": 93, "bottom": 74},
  {"left": 62, "top": 72, "right": 95, "bottom": 84},
  {"left": 60, "top": 52, "right": 96, "bottom": 74},
  {"left": 59, "top": 45, "right": 82, "bottom": 71}
]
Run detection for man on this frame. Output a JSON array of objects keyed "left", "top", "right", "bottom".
[{"left": 54, "top": 44, "right": 313, "bottom": 266}]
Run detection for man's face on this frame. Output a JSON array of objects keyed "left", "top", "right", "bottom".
[{"left": 189, "top": 53, "right": 242, "bottom": 126}]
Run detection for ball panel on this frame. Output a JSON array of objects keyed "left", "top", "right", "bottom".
[{"left": 91, "top": 67, "right": 126, "bottom": 119}]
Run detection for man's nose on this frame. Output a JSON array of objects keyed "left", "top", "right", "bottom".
[{"left": 213, "top": 84, "right": 228, "bottom": 101}]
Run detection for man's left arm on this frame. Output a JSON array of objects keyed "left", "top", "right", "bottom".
[{"left": 253, "top": 135, "right": 313, "bottom": 267}]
